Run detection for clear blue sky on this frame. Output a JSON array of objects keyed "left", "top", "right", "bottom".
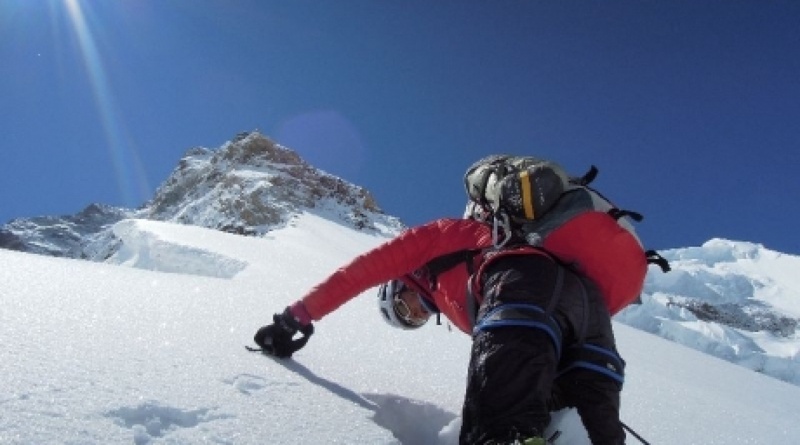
[{"left": 2, "top": 0, "right": 799, "bottom": 254}]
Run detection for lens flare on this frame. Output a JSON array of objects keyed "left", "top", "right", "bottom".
[{"left": 63, "top": 0, "right": 150, "bottom": 206}]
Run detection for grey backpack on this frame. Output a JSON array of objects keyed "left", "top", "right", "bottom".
[{"left": 463, "top": 154, "right": 670, "bottom": 315}]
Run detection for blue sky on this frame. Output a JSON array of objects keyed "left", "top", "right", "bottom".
[{"left": 2, "top": 0, "right": 799, "bottom": 254}]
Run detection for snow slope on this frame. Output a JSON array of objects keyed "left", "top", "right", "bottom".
[{"left": 3, "top": 214, "right": 800, "bottom": 444}]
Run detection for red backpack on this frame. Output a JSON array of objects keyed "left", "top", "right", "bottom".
[{"left": 464, "top": 155, "right": 670, "bottom": 315}]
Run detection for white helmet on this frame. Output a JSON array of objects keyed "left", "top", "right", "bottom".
[{"left": 377, "top": 280, "right": 431, "bottom": 330}]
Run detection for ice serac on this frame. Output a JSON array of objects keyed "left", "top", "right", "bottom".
[{"left": 616, "top": 238, "right": 800, "bottom": 385}]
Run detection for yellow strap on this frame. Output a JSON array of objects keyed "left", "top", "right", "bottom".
[{"left": 519, "top": 170, "right": 535, "bottom": 219}]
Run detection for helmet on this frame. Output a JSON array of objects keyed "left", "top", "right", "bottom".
[{"left": 377, "top": 280, "right": 431, "bottom": 330}]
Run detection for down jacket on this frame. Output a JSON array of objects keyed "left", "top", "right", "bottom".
[{"left": 296, "top": 218, "right": 495, "bottom": 333}]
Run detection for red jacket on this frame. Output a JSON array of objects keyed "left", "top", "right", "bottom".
[{"left": 297, "top": 218, "right": 495, "bottom": 334}]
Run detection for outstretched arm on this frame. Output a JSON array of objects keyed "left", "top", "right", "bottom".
[
  {"left": 252, "top": 218, "right": 492, "bottom": 357},
  {"left": 298, "top": 218, "right": 492, "bottom": 320}
]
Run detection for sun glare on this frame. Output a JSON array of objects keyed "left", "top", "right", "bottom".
[{"left": 62, "top": 0, "right": 151, "bottom": 207}]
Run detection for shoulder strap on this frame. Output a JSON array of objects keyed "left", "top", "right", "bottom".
[
  {"left": 608, "top": 208, "right": 644, "bottom": 222},
  {"left": 574, "top": 165, "right": 599, "bottom": 186},
  {"left": 645, "top": 250, "right": 671, "bottom": 272},
  {"left": 425, "top": 249, "right": 478, "bottom": 279},
  {"left": 421, "top": 249, "right": 480, "bottom": 327}
]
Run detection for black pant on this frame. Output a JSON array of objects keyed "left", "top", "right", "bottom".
[{"left": 459, "top": 253, "right": 625, "bottom": 445}]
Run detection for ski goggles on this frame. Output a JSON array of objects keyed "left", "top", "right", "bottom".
[{"left": 392, "top": 288, "right": 433, "bottom": 327}]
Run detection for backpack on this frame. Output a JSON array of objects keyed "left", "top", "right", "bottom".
[{"left": 463, "top": 154, "right": 670, "bottom": 315}]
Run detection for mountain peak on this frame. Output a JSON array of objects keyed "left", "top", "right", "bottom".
[
  {"left": 0, "top": 131, "right": 402, "bottom": 259},
  {"left": 224, "top": 131, "right": 305, "bottom": 166},
  {"left": 146, "top": 131, "right": 396, "bottom": 236}
]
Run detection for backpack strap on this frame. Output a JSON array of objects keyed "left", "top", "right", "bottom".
[
  {"left": 570, "top": 165, "right": 670, "bottom": 277},
  {"left": 645, "top": 250, "right": 671, "bottom": 272},
  {"left": 557, "top": 343, "right": 625, "bottom": 385},
  {"left": 470, "top": 250, "right": 567, "bottom": 357},
  {"left": 425, "top": 249, "right": 478, "bottom": 283},
  {"left": 473, "top": 303, "right": 564, "bottom": 357},
  {"left": 608, "top": 208, "right": 644, "bottom": 222},
  {"left": 466, "top": 275, "right": 480, "bottom": 330},
  {"left": 574, "top": 165, "right": 599, "bottom": 186},
  {"left": 417, "top": 249, "right": 480, "bottom": 326}
]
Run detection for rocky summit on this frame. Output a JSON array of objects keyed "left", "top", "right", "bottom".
[{"left": 0, "top": 131, "right": 403, "bottom": 260}]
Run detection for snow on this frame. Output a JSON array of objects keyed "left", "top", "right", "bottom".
[
  {"left": 3, "top": 214, "right": 800, "bottom": 444},
  {"left": 616, "top": 237, "right": 800, "bottom": 386}
]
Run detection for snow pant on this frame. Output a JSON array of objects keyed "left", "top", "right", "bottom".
[{"left": 459, "top": 253, "right": 626, "bottom": 445}]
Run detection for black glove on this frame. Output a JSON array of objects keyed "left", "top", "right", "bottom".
[{"left": 253, "top": 307, "right": 314, "bottom": 358}]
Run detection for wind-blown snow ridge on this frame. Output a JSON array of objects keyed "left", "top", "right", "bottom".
[{"left": 107, "top": 219, "right": 248, "bottom": 278}]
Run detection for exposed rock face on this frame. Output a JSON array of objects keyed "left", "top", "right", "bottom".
[
  {"left": 143, "top": 131, "right": 391, "bottom": 236},
  {"left": 0, "top": 131, "right": 403, "bottom": 259},
  {"left": 0, "top": 203, "right": 131, "bottom": 258}
]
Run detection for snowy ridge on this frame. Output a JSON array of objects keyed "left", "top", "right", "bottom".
[
  {"left": 107, "top": 220, "right": 248, "bottom": 279},
  {"left": 0, "top": 131, "right": 403, "bottom": 260},
  {"left": 617, "top": 238, "right": 800, "bottom": 385},
  {"left": 142, "top": 132, "right": 396, "bottom": 236},
  {"left": 0, "top": 203, "right": 131, "bottom": 258}
]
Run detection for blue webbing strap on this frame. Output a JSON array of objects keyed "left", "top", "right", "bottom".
[
  {"left": 557, "top": 343, "right": 625, "bottom": 385},
  {"left": 473, "top": 303, "right": 563, "bottom": 358}
]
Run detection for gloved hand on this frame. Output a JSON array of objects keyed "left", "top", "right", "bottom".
[{"left": 253, "top": 307, "right": 314, "bottom": 358}]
